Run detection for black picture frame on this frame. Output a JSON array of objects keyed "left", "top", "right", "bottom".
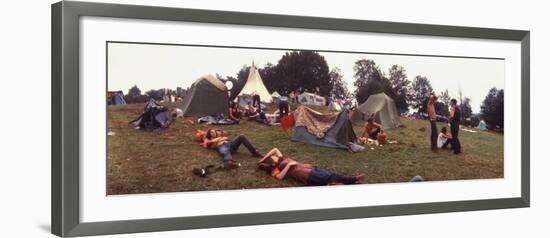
[{"left": 51, "top": 1, "right": 530, "bottom": 237}]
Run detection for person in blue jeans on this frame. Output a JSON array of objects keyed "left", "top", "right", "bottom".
[
  {"left": 257, "top": 148, "right": 364, "bottom": 186},
  {"left": 202, "top": 129, "right": 263, "bottom": 162},
  {"left": 278, "top": 90, "right": 290, "bottom": 117}
]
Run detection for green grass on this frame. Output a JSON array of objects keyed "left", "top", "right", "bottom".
[{"left": 107, "top": 102, "right": 503, "bottom": 195}]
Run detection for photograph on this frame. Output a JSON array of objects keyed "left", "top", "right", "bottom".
[{"left": 106, "top": 41, "right": 505, "bottom": 195}]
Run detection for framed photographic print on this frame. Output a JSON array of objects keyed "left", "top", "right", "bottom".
[{"left": 52, "top": 1, "right": 530, "bottom": 237}]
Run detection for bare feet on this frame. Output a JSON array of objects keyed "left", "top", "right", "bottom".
[{"left": 355, "top": 174, "right": 365, "bottom": 184}]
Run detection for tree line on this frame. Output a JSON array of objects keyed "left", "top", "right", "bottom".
[{"left": 118, "top": 50, "right": 504, "bottom": 130}]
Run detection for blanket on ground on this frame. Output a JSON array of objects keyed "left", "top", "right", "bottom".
[
  {"left": 293, "top": 106, "right": 339, "bottom": 138},
  {"left": 198, "top": 115, "right": 238, "bottom": 125}
]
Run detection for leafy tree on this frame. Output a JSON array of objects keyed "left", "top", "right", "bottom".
[
  {"left": 438, "top": 89, "right": 451, "bottom": 110},
  {"left": 175, "top": 87, "right": 186, "bottom": 97},
  {"left": 428, "top": 89, "right": 452, "bottom": 117},
  {"left": 461, "top": 97, "right": 473, "bottom": 119},
  {"left": 409, "top": 75, "right": 434, "bottom": 112},
  {"left": 434, "top": 102, "right": 449, "bottom": 117},
  {"left": 469, "top": 114, "right": 481, "bottom": 127},
  {"left": 125, "top": 85, "right": 148, "bottom": 103},
  {"left": 387, "top": 65, "right": 411, "bottom": 113},
  {"left": 328, "top": 67, "right": 349, "bottom": 99},
  {"left": 355, "top": 76, "right": 391, "bottom": 104},
  {"left": 480, "top": 88, "right": 504, "bottom": 130},
  {"left": 259, "top": 62, "right": 280, "bottom": 93},
  {"left": 353, "top": 59, "right": 382, "bottom": 95},
  {"left": 145, "top": 89, "right": 163, "bottom": 101},
  {"left": 274, "top": 51, "right": 332, "bottom": 96}
]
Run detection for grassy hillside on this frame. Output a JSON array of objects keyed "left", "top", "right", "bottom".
[{"left": 107, "top": 102, "right": 503, "bottom": 195}]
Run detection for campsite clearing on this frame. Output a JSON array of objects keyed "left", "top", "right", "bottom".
[{"left": 108, "top": 102, "right": 503, "bottom": 195}]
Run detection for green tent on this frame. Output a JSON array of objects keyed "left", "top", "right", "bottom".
[
  {"left": 350, "top": 93, "right": 401, "bottom": 129},
  {"left": 180, "top": 75, "right": 229, "bottom": 117}
]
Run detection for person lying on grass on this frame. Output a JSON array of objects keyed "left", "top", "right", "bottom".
[
  {"left": 201, "top": 129, "right": 263, "bottom": 164},
  {"left": 257, "top": 148, "right": 364, "bottom": 186}
]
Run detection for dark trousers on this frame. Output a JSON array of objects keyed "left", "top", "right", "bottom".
[
  {"left": 279, "top": 101, "right": 289, "bottom": 117},
  {"left": 369, "top": 128, "right": 381, "bottom": 139},
  {"left": 306, "top": 167, "right": 357, "bottom": 186},
  {"left": 217, "top": 135, "right": 257, "bottom": 161},
  {"left": 252, "top": 95, "right": 261, "bottom": 112},
  {"left": 441, "top": 139, "right": 451, "bottom": 149},
  {"left": 450, "top": 122, "right": 461, "bottom": 154},
  {"left": 430, "top": 120, "right": 438, "bottom": 150}
]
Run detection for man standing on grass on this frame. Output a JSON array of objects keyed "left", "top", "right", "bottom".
[
  {"left": 427, "top": 95, "right": 438, "bottom": 151},
  {"left": 449, "top": 99, "right": 462, "bottom": 154}
]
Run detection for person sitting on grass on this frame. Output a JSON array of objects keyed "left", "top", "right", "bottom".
[
  {"left": 244, "top": 101, "right": 260, "bottom": 120},
  {"left": 362, "top": 118, "right": 383, "bottom": 140},
  {"left": 244, "top": 100, "right": 272, "bottom": 124},
  {"left": 257, "top": 148, "right": 364, "bottom": 186},
  {"left": 437, "top": 127, "right": 453, "bottom": 149},
  {"left": 201, "top": 129, "right": 263, "bottom": 165},
  {"left": 228, "top": 102, "right": 243, "bottom": 121}
]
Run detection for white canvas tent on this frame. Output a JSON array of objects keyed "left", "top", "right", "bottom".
[
  {"left": 350, "top": 93, "right": 401, "bottom": 129},
  {"left": 237, "top": 63, "right": 272, "bottom": 103},
  {"left": 328, "top": 101, "right": 342, "bottom": 111},
  {"left": 271, "top": 91, "right": 281, "bottom": 98},
  {"left": 297, "top": 92, "right": 325, "bottom": 106}
]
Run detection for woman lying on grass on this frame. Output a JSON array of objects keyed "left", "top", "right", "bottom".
[
  {"left": 257, "top": 148, "right": 364, "bottom": 186},
  {"left": 201, "top": 129, "right": 263, "bottom": 164}
]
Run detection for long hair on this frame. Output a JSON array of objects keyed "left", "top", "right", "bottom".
[
  {"left": 257, "top": 156, "right": 278, "bottom": 174},
  {"left": 205, "top": 129, "right": 216, "bottom": 140}
]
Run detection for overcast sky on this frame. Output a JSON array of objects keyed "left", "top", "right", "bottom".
[{"left": 108, "top": 42, "right": 504, "bottom": 113}]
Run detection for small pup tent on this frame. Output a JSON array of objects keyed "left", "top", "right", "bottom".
[
  {"left": 130, "top": 99, "right": 171, "bottom": 130},
  {"left": 292, "top": 106, "right": 359, "bottom": 150},
  {"left": 478, "top": 120, "right": 488, "bottom": 131},
  {"left": 237, "top": 63, "right": 272, "bottom": 103},
  {"left": 297, "top": 92, "right": 326, "bottom": 106},
  {"left": 350, "top": 93, "right": 400, "bottom": 129},
  {"left": 180, "top": 75, "right": 229, "bottom": 117},
  {"left": 107, "top": 91, "right": 126, "bottom": 105}
]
